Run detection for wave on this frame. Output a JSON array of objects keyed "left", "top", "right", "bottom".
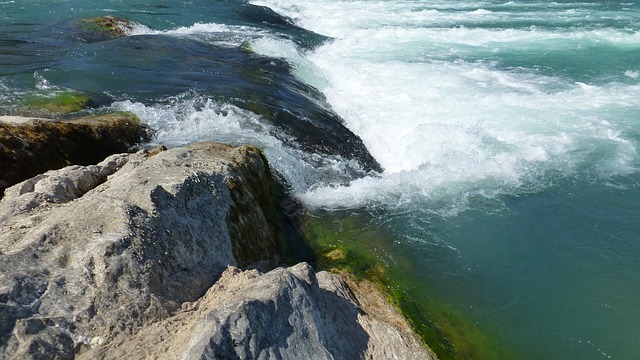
[
  {"left": 111, "top": 97, "right": 369, "bottom": 193},
  {"left": 131, "top": 22, "right": 270, "bottom": 48}
]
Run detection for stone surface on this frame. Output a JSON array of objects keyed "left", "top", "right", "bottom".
[
  {"left": 78, "top": 16, "right": 134, "bottom": 40},
  {"left": 79, "top": 263, "right": 434, "bottom": 360},
  {"left": 0, "top": 142, "right": 279, "bottom": 359},
  {"left": 16, "top": 92, "right": 91, "bottom": 118},
  {"left": 0, "top": 116, "right": 40, "bottom": 125},
  {"left": 0, "top": 141, "right": 434, "bottom": 360},
  {"left": 0, "top": 113, "right": 151, "bottom": 196}
]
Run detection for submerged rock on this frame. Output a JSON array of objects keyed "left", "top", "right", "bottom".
[
  {"left": 18, "top": 91, "right": 91, "bottom": 118},
  {"left": 0, "top": 113, "right": 151, "bottom": 196}
]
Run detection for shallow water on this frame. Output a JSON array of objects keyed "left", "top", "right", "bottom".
[{"left": 2, "top": 1, "right": 640, "bottom": 359}]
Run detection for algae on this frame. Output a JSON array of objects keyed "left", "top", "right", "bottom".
[
  {"left": 21, "top": 91, "right": 90, "bottom": 117},
  {"left": 303, "top": 210, "right": 514, "bottom": 360},
  {"left": 240, "top": 41, "right": 255, "bottom": 54},
  {"left": 79, "top": 16, "right": 133, "bottom": 38}
]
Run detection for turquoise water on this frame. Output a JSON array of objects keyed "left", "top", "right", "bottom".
[{"left": 2, "top": 1, "right": 640, "bottom": 359}]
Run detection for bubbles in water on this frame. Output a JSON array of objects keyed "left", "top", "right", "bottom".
[
  {"left": 249, "top": 37, "right": 330, "bottom": 91},
  {"left": 34, "top": 71, "right": 53, "bottom": 90},
  {"left": 133, "top": 21, "right": 271, "bottom": 48},
  {"left": 254, "top": 0, "right": 640, "bottom": 213},
  {"left": 111, "top": 96, "right": 363, "bottom": 193}
]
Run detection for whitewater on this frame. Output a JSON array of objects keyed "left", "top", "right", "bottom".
[
  {"left": 248, "top": 1, "right": 640, "bottom": 359},
  {"left": 2, "top": 0, "right": 640, "bottom": 359}
]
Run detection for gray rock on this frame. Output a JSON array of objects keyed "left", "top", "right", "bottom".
[
  {"left": 0, "top": 141, "right": 434, "bottom": 360},
  {"left": 79, "top": 263, "right": 434, "bottom": 360},
  {"left": 0, "top": 142, "right": 279, "bottom": 359}
]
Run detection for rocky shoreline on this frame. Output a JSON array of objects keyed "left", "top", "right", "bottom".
[{"left": 0, "top": 116, "right": 435, "bottom": 359}]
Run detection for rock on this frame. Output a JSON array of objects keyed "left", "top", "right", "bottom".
[
  {"left": 0, "top": 116, "right": 38, "bottom": 125},
  {"left": 0, "top": 141, "right": 434, "bottom": 359},
  {"left": 17, "top": 91, "right": 91, "bottom": 117},
  {"left": 79, "top": 263, "right": 434, "bottom": 360},
  {"left": 78, "top": 16, "right": 134, "bottom": 40},
  {"left": 0, "top": 142, "right": 280, "bottom": 359},
  {"left": 0, "top": 113, "right": 151, "bottom": 197}
]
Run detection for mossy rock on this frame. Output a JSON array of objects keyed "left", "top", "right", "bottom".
[
  {"left": 20, "top": 91, "right": 91, "bottom": 117},
  {"left": 240, "top": 41, "right": 255, "bottom": 54},
  {"left": 79, "top": 16, "right": 133, "bottom": 38}
]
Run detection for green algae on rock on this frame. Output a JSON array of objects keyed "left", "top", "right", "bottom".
[
  {"left": 303, "top": 210, "right": 514, "bottom": 360},
  {"left": 240, "top": 41, "right": 255, "bottom": 54},
  {"left": 0, "top": 112, "right": 151, "bottom": 196},
  {"left": 19, "top": 91, "right": 91, "bottom": 117},
  {"left": 79, "top": 15, "right": 133, "bottom": 38}
]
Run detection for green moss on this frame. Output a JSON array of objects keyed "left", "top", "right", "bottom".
[
  {"left": 303, "top": 211, "right": 514, "bottom": 360},
  {"left": 79, "top": 16, "right": 132, "bottom": 37},
  {"left": 240, "top": 41, "right": 255, "bottom": 54},
  {"left": 21, "top": 91, "right": 90, "bottom": 117}
]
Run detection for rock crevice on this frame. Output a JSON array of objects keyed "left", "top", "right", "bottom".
[{"left": 0, "top": 114, "right": 151, "bottom": 197}]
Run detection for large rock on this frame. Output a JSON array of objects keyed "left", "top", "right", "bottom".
[
  {"left": 0, "top": 113, "right": 151, "bottom": 197},
  {"left": 80, "top": 263, "right": 434, "bottom": 360},
  {"left": 0, "top": 141, "right": 434, "bottom": 359},
  {"left": 0, "top": 142, "right": 279, "bottom": 359}
]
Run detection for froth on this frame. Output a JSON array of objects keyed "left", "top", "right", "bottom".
[
  {"left": 256, "top": 0, "right": 640, "bottom": 212},
  {"left": 310, "top": 55, "right": 639, "bottom": 207},
  {"left": 111, "top": 97, "right": 365, "bottom": 194},
  {"left": 132, "top": 22, "right": 270, "bottom": 48}
]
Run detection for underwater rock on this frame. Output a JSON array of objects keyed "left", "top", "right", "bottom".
[
  {"left": 18, "top": 91, "right": 91, "bottom": 117},
  {"left": 0, "top": 113, "right": 151, "bottom": 197}
]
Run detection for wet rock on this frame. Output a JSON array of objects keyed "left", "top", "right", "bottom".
[
  {"left": 17, "top": 91, "right": 91, "bottom": 118},
  {"left": 78, "top": 16, "right": 134, "bottom": 40}
]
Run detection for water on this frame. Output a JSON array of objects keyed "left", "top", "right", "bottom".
[{"left": 2, "top": 1, "right": 640, "bottom": 359}]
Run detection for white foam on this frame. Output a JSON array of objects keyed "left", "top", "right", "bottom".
[
  {"left": 131, "top": 21, "right": 272, "bottom": 48},
  {"left": 110, "top": 97, "right": 361, "bottom": 193},
  {"left": 252, "top": 0, "right": 636, "bottom": 36},
  {"left": 34, "top": 71, "right": 54, "bottom": 90},
  {"left": 625, "top": 70, "right": 640, "bottom": 79},
  {"left": 254, "top": 0, "right": 640, "bottom": 212},
  {"left": 249, "top": 37, "right": 330, "bottom": 90}
]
